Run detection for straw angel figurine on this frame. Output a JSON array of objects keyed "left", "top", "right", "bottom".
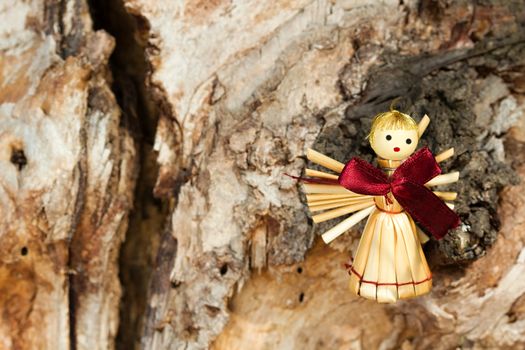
[{"left": 293, "top": 106, "right": 460, "bottom": 303}]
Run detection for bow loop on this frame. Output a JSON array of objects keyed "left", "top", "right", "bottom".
[
  {"left": 391, "top": 147, "right": 441, "bottom": 185},
  {"left": 337, "top": 147, "right": 460, "bottom": 240},
  {"left": 338, "top": 157, "right": 391, "bottom": 196}
]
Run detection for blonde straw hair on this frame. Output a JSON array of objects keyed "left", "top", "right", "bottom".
[{"left": 366, "top": 101, "right": 418, "bottom": 141}]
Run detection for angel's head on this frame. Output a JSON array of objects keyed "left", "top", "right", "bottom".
[{"left": 367, "top": 109, "right": 419, "bottom": 160}]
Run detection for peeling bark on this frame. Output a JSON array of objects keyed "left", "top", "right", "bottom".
[{"left": 0, "top": 1, "right": 136, "bottom": 349}]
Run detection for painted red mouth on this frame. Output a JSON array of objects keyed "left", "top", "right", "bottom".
[{"left": 394, "top": 147, "right": 400, "bottom": 152}]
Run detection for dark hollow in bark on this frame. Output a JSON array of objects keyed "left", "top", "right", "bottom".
[{"left": 313, "top": 36, "right": 525, "bottom": 264}]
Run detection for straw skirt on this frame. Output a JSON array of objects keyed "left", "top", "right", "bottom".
[{"left": 347, "top": 196, "right": 432, "bottom": 303}]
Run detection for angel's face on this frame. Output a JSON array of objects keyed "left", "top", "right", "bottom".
[{"left": 370, "top": 129, "right": 419, "bottom": 160}]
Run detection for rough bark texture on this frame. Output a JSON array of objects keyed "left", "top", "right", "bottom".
[
  {"left": 126, "top": 0, "right": 525, "bottom": 349},
  {"left": 0, "top": 1, "right": 136, "bottom": 349},
  {"left": 2, "top": 0, "right": 525, "bottom": 349},
  {"left": 316, "top": 39, "right": 524, "bottom": 263}
]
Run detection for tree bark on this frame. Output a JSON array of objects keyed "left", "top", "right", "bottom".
[
  {"left": 0, "top": 1, "right": 136, "bottom": 349},
  {"left": 128, "top": 0, "right": 525, "bottom": 349},
  {"left": 1, "top": 0, "right": 525, "bottom": 349}
]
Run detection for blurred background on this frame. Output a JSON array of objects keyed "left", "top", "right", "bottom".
[{"left": 0, "top": 0, "right": 524, "bottom": 349}]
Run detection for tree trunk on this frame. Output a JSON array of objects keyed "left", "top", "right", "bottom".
[
  {"left": 0, "top": 1, "right": 137, "bottom": 349},
  {"left": 1, "top": 0, "right": 525, "bottom": 349}
]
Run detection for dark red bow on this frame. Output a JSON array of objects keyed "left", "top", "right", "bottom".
[{"left": 338, "top": 147, "right": 460, "bottom": 240}]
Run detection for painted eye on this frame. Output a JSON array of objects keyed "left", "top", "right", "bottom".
[
  {"left": 386, "top": 135, "right": 392, "bottom": 141},
  {"left": 406, "top": 138, "right": 412, "bottom": 144}
]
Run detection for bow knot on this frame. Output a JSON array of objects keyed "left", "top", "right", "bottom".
[{"left": 338, "top": 147, "right": 460, "bottom": 240}]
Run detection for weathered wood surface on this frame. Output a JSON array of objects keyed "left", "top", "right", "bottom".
[
  {"left": 121, "top": 0, "right": 525, "bottom": 349},
  {"left": 1, "top": 0, "right": 525, "bottom": 349},
  {"left": 0, "top": 1, "right": 136, "bottom": 349}
]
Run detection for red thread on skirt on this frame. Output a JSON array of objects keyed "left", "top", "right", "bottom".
[
  {"left": 343, "top": 257, "right": 354, "bottom": 270},
  {"left": 346, "top": 265, "right": 432, "bottom": 286}
]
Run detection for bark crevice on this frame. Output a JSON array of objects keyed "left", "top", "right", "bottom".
[{"left": 87, "top": 0, "right": 169, "bottom": 348}]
